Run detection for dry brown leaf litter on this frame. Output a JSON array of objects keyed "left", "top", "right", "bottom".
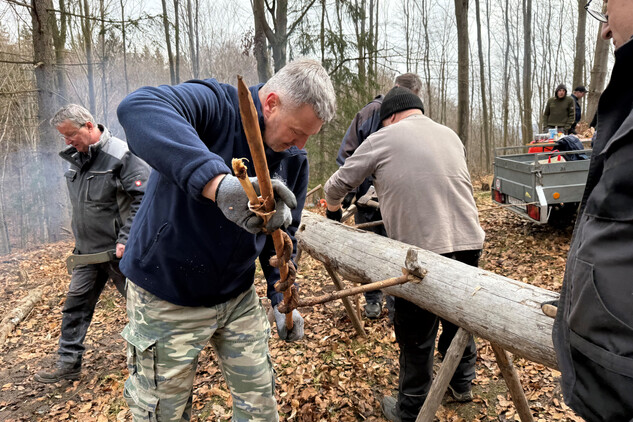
[{"left": 0, "top": 186, "right": 583, "bottom": 421}]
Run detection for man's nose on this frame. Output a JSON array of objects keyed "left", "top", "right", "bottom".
[
  {"left": 601, "top": 21, "right": 612, "bottom": 40},
  {"left": 293, "top": 135, "right": 308, "bottom": 150}
]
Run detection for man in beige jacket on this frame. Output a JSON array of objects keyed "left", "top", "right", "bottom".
[{"left": 324, "top": 86, "right": 485, "bottom": 422}]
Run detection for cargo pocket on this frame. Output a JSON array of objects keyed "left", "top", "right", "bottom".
[
  {"left": 122, "top": 324, "right": 160, "bottom": 388},
  {"left": 123, "top": 379, "right": 159, "bottom": 422},
  {"left": 86, "top": 171, "right": 117, "bottom": 203},
  {"left": 566, "top": 258, "right": 633, "bottom": 419}
]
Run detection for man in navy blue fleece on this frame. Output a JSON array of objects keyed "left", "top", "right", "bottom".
[{"left": 116, "top": 59, "right": 336, "bottom": 421}]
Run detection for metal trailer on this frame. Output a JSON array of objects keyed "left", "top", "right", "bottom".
[{"left": 491, "top": 145, "right": 592, "bottom": 224}]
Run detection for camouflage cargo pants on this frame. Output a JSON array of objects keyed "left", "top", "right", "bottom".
[{"left": 121, "top": 281, "right": 278, "bottom": 422}]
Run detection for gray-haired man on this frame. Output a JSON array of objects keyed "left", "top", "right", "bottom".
[
  {"left": 35, "top": 104, "right": 150, "bottom": 383},
  {"left": 116, "top": 59, "right": 336, "bottom": 421}
]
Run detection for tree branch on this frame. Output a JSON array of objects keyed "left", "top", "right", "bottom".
[
  {"left": 287, "top": 0, "right": 318, "bottom": 37},
  {"left": 5, "top": 0, "right": 33, "bottom": 9}
]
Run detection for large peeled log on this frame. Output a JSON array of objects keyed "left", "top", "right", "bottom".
[{"left": 296, "top": 211, "right": 559, "bottom": 369}]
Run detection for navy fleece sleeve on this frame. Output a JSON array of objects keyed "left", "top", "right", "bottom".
[{"left": 117, "top": 80, "right": 232, "bottom": 201}]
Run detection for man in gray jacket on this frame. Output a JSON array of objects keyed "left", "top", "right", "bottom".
[
  {"left": 35, "top": 104, "right": 150, "bottom": 383},
  {"left": 324, "top": 87, "right": 485, "bottom": 421}
]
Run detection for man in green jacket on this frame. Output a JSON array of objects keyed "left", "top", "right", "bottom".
[{"left": 543, "top": 83, "right": 575, "bottom": 134}]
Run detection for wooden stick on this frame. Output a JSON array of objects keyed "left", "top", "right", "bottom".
[
  {"left": 353, "top": 220, "right": 383, "bottom": 230},
  {"left": 0, "top": 288, "right": 42, "bottom": 347},
  {"left": 237, "top": 76, "right": 293, "bottom": 329},
  {"left": 416, "top": 328, "right": 470, "bottom": 422},
  {"left": 306, "top": 184, "right": 322, "bottom": 200},
  {"left": 491, "top": 343, "right": 535, "bottom": 422},
  {"left": 323, "top": 264, "right": 366, "bottom": 338},
  {"left": 298, "top": 273, "right": 414, "bottom": 307},
  {"left": 231, "top": 158, "right": 260, "bottom": 206}
]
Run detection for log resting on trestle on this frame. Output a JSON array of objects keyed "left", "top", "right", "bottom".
[{"left": 296, "top": 211, "right": 559, "bottom": 370}]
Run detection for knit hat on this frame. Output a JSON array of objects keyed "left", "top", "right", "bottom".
[
  {"left": 379, "top": 86, "right": 424, "bottom": 122},
  {"left": 574, "top": 86, "right": 587, "bottom": 93}
]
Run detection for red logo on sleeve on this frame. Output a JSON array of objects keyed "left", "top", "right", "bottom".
[{"left": 135, "top": 180, "right": 142, "bottom": 187}]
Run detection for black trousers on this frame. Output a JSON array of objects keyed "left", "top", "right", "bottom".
[
  {"left": 394, "top": 249, "right": 481, "bottom": 422},
  {"left": 58, "top": 262, "right": 126, "bottom": 366}
]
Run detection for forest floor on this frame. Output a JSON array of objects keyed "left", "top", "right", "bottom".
[{"left": 0, "top": 184, "right": 586, "bottom": 422}]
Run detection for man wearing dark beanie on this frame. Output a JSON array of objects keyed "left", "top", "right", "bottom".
[
  {"left": 325, "top": 86, "right": 485, "bottom": 422},
  {"left": 333, "top": 73, "right": 423, "bottom": 321}
]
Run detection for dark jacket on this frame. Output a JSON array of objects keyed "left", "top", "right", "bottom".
[
  {"left": 336, "top": 96, "right": 383, "bottom": 198},
  {"left": 116, "top": 80, "right": 309, "bottom": 308},
  {"left": 544, "top": 85, "right": 575, "bottom": 130},
  {"left": 571, "top": 94, "right": 582, "bottom": 124},
  {"left": 60, "top": 126, "right": 150, "bottom": 254},
  {"left": 336, "top": 95, "right": 384, "bottom": 225},
  {"left": 553, "top": 39, "right": 633, "bottom": 422}
]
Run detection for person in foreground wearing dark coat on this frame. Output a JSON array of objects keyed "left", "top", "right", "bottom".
[
  {"left": 116, "top": 59, "right": 336, "bottom": 421},
  {"left": 553, "top": 1, "right": 633, "bottom": 420}
]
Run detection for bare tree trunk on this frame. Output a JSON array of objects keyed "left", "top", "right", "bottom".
[
  {"left": 485, "top": 0, "right": 494, "bottom": 151},
  {"left": 51, "top": 0, "right": 68, "bottom": 105},
  {"left": 99, "top": 0, "right": 109, "bottom": 125},
  {"left": 272, "top": 0, "right": 288, "bottom": 72},
  {"left": 572, "top": 0, "right": 587, "bottom": 90},
  {"left": 120, "top": 0, "right": 129, "bottom": 94},
  {"left": 502, "top": 0, "right": 511, "bottom": 147},
  {"left": 421, "top": 1, "right": 432, "bottom": 119},
  {"left": 0, "top": 115, "right": 11, "bottom": 255},
  {"left": 320, "top": 0, "right": 325, "bottom": 63},
  {"left": 186, "top": 0, "right": 198, "bottom": 78},
  {"left": 173, "top": 0, "right": 180, "bottom": 83},
  {"left": 522, "top": 0, "right": 533, "bottom": 144},
  {"left": 161, "top": 0, "right": 176, "bottom": 85},
  {"left": 253, "top": 0, "right": 272, "bottom": 82},
  {"left": 454, "top": 0, "right": 470, "bottom": 147},
  {"left": 82, "top": 0, "right": 96, "bottom": 114},
  {"left": 30, "top": 0, "right": 65, "bottom": 243},
  {"left": 586, "top": 21, "right": 610, "bottom": 124},
  {"left": 474, "top": 0, "right": 490, "bottom": 171}
]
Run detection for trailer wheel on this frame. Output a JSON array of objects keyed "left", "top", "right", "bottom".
[{"left": 548, "top": 202, "right": 579, "bottom": 227}]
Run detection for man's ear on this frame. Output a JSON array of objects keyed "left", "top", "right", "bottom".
[
  {"left": 85, "top": 121, "right": 95, "bottom": 131},
  {"left": 262, "top": 92, "right": 281, "bottom": 118}
]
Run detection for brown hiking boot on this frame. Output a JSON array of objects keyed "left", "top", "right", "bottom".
[{"left": 34, "top": 364, "right": 81, "bottom": 383}]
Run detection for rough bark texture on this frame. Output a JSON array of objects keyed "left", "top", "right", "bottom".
[
  {"left": 572, "top": 0, "right": 587, "bottom": 92},
  {"left": 522, "top": 0, "right": 533, "bottom": 144},
  {"left": 454, "top": 0, "right": 470, "bottom": 147},
  {"left": 296, "top": 212, "right": 559, "bottom": 369},
  {"left": 586, "top": 19, "right": 610, "bottom": 124},
  {"left": 30, "top": 0, "right": 67, "bottom": 243},
  {"left": 0, "top": 289, "right": 43, "bottom": 347}
]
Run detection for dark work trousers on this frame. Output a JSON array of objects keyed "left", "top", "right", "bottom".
[
  {"left": 394, "top": 249, "right": 481, "bottom": 422},
  {"left": 355, "top": 205, "right": 390, "bottom": 308},
  {"left": 58, "top": 262, "right": 126, "bottom": 367}
]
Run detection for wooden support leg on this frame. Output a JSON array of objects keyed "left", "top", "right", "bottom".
[
  {"left": 416, "top": 327, "right": 470, "bottom": 422},
  {"left": 490, "top": 343, "right": 535, "bottom": 422},
  {"left": 323, "top": 264, "right": 366, "bottom": 338}
]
